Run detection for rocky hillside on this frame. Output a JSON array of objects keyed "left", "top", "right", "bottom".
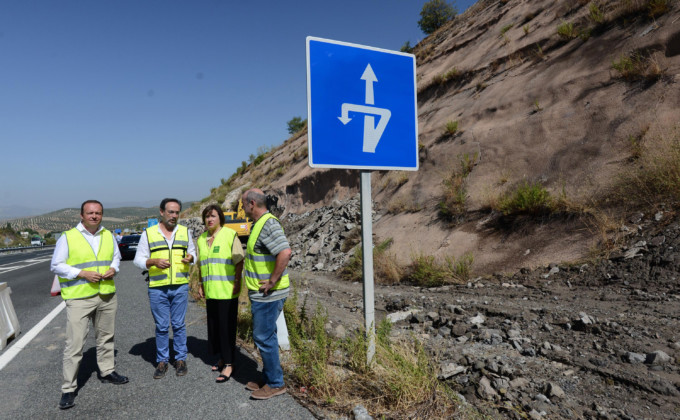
[{"left": 185, "top": 0, "right": 680, "bottom": 277}]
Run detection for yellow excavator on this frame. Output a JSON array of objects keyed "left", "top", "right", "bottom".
[
  {"left": 223, "top": 194, "right": 278, "bottom": 243},
  {"left": 223, "top": 200, "right": 251, "bottom": 243}
]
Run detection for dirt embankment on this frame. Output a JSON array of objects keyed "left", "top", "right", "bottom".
[{"left": 292, "top": 210, "right": 680, "bottom": 419}]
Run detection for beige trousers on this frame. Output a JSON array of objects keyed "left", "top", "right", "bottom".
[{"left": 62, "top": 293, "right": 117, "bottom": 393}]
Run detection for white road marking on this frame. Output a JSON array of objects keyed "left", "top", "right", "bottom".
[
  {"left": 0, "top": 301, "right": 66, "bottom": 371},
  {"left": 0, "top": 258, "right": 52, "bottom": 274}
]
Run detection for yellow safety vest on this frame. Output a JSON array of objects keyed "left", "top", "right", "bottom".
[
  {"left": 197, "top": 227, "right": 239, "bottom": 300},
  {"left": 244, "top": 213, "right": 289, "bottom": 292},
  {"left": 59, "top": 228, "right": 115, "bottom": 300},
  {"left": 145, "top": 225, "right": 190, "bottom": 287}
]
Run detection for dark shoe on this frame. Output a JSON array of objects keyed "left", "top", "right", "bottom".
[
  {"left": 100, "top": 371, "right": 129, "bottom": 385},
  {"left": 153, "top": 362, "right": 168, "bottom": 379},
  {"left": 175, "top": 360, "right": 188, "bottom": 376},
  {"left": 59, "top": 392, "right": 76, "bottom": 410},
  {"left": 211, "top": 360, "right": 224, "bottom": 372},
  {"left": 251, "top": 384, "right": 287, "bottom": 400},
  {"left": 245, "top": 381, "right": 265, "bottom": 391},
  {"left": 216, "top": 374, "right": 230, "bottom": 383}
]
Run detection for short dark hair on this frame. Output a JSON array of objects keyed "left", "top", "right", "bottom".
[
  {"left": 81, "top": 200, "right": 103, "bottom": 215},
  {"left": 201, "top": 204, "right": 225, "bottom": 226},
  {"left": 160, "top": 198, "right": 182, "bottom": 211}
]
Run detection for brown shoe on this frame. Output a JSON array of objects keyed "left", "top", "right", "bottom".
[
  {"left": 246, "top": 381, "right": 265, "bottom": 391},
  {"left": 175, "top": 360, "right": 188, "bottom": 376},
  {"left": 153, "top": 362, "right": 168, "bottom": 379},
  {"left": 251, "top": 384, "right": 287, "bottom": 400}
]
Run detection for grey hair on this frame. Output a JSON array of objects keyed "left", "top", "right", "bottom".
[{"left": 243, "top": 190, "right": 266, "bottom": 207}]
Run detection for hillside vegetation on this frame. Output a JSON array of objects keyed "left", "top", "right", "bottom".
[{"left": 186, "top": 0, "right": 680, "bottom": 279}]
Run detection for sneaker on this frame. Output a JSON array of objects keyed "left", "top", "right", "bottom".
[
  {"left": 175, "top": 360, "right": 188, "bottom": 376},
  {"left": 251, "top": 384, "right": 287, "bottom": 400},
  {"left": 153, "top": 362, "right": 168, "bottom": 379},
  {"left": 246, "top": 381, "right": 265, "bottom": 391}
]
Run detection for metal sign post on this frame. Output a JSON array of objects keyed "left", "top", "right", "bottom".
[
  {"left": 306, "top": 36, "right": 417, "bottom": 365},
  {"left": 360, "top": 170, "right": 375, "bottom": 363}
]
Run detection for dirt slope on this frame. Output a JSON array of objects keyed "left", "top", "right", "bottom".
[{"left": 188, "top": 0, "right": 680, "bottom": 277}]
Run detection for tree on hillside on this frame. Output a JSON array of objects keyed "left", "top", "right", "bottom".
[
  {"left": 418, "top": 0, "right": 457, "bottom": 35},
  {"left": 287, "top": 116, "right": 307, "bottom": 135}
]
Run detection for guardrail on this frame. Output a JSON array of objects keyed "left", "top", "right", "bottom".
[{"left": 0, "top": 245, "right": 55, "bottom": 253}]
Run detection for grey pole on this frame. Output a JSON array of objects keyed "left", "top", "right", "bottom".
[{"left": 360, "top": 170, "right": 375, "bottom": 364}]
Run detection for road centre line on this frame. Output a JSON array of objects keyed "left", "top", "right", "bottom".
[{"left": 0, "top": 301, "right": 66, "bottom": 371}]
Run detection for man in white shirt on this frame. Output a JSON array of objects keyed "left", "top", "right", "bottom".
[
  {"left": 50, "top": 200, "right": 128, "bottom": 410},
  {"left": 134, "top": 198, "right": 196, "bottom": 378}
]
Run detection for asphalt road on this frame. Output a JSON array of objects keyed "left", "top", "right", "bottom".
[
  {"left": 0, "top": 252, "right": 314, "bottom": 419},
  {"left": 0, "top": 248, "right": 57, "bottom": 340}
]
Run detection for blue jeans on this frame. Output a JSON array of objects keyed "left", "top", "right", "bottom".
[
  {"left": 148, "top": 284, "right": 188, "bottom": 363},
  {"left": 251, "top": 298, "right": 285, "bottom": 388}
]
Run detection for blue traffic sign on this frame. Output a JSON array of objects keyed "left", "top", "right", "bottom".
[{"left": 306, "top": 37, "right": 418, "bottom": 170}]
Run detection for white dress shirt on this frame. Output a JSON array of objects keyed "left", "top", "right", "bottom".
[
  {"left": 133, "top": 224, "right": 197, "bottom": 271},
  {"left": 50, "top": 223, "right": 122, "bottom": 279}
]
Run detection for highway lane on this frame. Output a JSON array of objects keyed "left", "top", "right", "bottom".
[
  {"left": 0, "top": 248, "right": 59, "bottom": 353},
  {"left": 0, "top": 260, "right": 314, "bottom": 419}
]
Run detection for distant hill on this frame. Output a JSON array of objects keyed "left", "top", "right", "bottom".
[
  {"left": 0, "top": 205, "right": 51, "bottom": 221},
  {"left": 3, "top": 203, "right": 192, "bottom": 234}
]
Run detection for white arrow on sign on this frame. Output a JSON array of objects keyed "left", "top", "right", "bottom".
[
  {"left": 338, "top": 103, "right": 391, "bottom": 153},
  {"left": 361, "top": 64, "right": 377, "bottom": 105},
  {"left": 338, "top": 64, "right": 391, "bottom": 153}
]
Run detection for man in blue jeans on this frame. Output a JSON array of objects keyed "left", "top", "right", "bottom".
[
  {"left": 242, "top": 189, "right": 292, "bottom": 400},
  {"left": 134, "top": 198, "right": 196, "bottom": 379}
]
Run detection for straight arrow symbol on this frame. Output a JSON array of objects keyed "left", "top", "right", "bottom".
[{"left": 361, "top": 64, "right": 377, "bottom": 105}]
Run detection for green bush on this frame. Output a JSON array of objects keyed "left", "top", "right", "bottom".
[
  {"left": 557, "top": 21, "right": 577, "bottom": 39},
  {"left": 439, "top": 153, "right": 478, "bottom": 221},
  {"left": 287, "top": 116, "right": 307, "bottom": 135},
  {"left": 418, "top": 0, "right": 457, "bottom": 35},
  {"left": 589, "top": 2, "right": 605, "bottom": 23},
  {"left": 498, "top": 182, "right": 553, "bottom": 215},
  {"left": 400, "top": 41, "right": 414, "bottom": 53},
  {"left": 500, "top": 23, "right": 513, "bottom": 36},
  {"left": 444, "top": 120, "right": 459, "bottom": 135}
]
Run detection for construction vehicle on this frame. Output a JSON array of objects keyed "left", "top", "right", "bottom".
[
  {"left": 224, "top": 199, "right": 252, "bottom": 242},
  {"left": 223, "top": 194, "right": 279, "bottom": 243}
]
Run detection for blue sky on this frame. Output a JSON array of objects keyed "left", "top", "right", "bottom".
[{"left": 0, "top": 0, "right": 475, "bottom": 215}]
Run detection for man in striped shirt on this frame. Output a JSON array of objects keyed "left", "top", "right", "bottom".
[{"left": 241, "top": 188, "right": 292, "bottom": 400}]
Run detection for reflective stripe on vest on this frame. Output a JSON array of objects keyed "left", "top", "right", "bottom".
[
  {"left": 243, "top": 213, "right": 289, "bottom": 292},
  {"left": 197, "top": 227, "right": 239, "bottom": 300},
  {"left": 59, "top": 228, "right": 116, "bottom": 300},
  {"left": 145, "top": 225, "right": 191, "bottom": 287}
]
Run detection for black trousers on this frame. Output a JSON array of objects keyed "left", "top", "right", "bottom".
[{"left": 206, "top": 298, "right": 239, "bottom": 365}]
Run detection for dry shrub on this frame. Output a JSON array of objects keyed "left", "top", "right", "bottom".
[
  {"left": 283, "top": 295, "right": 469, "bottom": 418},
  {"left": 341, "top": 239, "right": 403, "bottom": 285},
  {"left": 609, "top": 125, "right": 680, "bottom": 207},
  {"left": 612, "top": 51, "right": 664, "bottom": 81},
  {"left": 387, "top": 195, "right": 422, "bottom": 214},
  {"left": 406, "top": 253, "right": 474, "bottom": 287},
  {"left": 610, "top": 0, "right": 672, "bottom": 20}
]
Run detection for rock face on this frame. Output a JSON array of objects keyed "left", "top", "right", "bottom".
[{"left": 284, "top": 197, "right": 364, "bottom": 272}]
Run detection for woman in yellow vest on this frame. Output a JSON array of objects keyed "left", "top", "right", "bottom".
[{"left": 197, "top": 204, "right": 244, "bottom": 382}]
